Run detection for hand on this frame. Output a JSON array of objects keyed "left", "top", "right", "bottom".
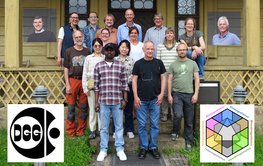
[
  {"left": 95, "top": 103, "right": 100, "bottom": 112},
  {"left": 134, "top": 96, "right": 141, "bottom": 109},
  {"left": 86, "top": 91, "right": 90, "bottom": 96},
  {"left": 121, "top": 100, "right": 127, "bottom": 110},
  {"left": 168, "top": 95, "right": 173, "bottom": 105},
  {"left": 156, "top": 94, "right": 164, "bottom": 106},
  {"left": 57, "top": 57, "right": 62, "bottom": 66},
  {"left": 191, "top": 94, "right": 198, "bottom": 104},
  {"left": 191, "top": 50, "right": 197, "bottom": 60},
  {"left": 66, "top": 85, "right": 72, "bottom": 94}
]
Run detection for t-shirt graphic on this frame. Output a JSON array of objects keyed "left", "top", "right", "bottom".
[
  {"left": 72, "top": 55, "right": 85, "bottom": 67},
  {"left": 179, "top": 64, "right": 188, "bottom": 77}
]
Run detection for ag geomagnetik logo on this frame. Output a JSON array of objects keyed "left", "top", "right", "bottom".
[{"left": 8, "top": 104, "right": 64, "bottom": 162}]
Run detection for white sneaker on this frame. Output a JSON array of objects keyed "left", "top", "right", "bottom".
[
  {"left": 97, "top": 151, "right": 107, "bottom": 161},
  {"left": 112, "top": 132, "right": 115, "bottom": 139},
  {"left": 127, "top": 132, "right": 135, "bottom": 138},
  {"left": 117, "top": 150, "right": 127, "bottom": 161}
]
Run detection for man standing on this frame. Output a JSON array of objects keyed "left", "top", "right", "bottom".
[
  {"left": 57, "top": 12, "right": 80, "bottom": 66},
  {"left": 132, "top": 41, "right": 166, "bottom": 159},
  {"left": 117, "top": 9, "right": 142, "bottom": 43},
  {"left": 94, "top": 43, "right": 129, "bottom": 162},
  {"left": 27, "top": 16, "right": 56, "bottom": 42},
  {"left": 83, "top": 12, "right": 100, "bottom": 52},
  {"left": 96, "top": 13, "right": 118, "bottom": 44},
  {"left": 144, "top": 13, "right": 167, "bottom": 57},
  {"left": 64, "top": 30, "right": 90, "bottom": 137},
  {"left": 167, "top": 43, "right": 199, "bottom": 151}
]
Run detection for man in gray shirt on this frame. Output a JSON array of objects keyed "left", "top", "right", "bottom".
[{"left": 144, "top": 13, "right": 167, "bottom": 57}]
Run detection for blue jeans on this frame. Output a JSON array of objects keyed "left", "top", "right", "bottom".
[
  {"left": 136, "top": 98, "right": 160, "bottom": 150},
  {"left": 172, "top": 92, "right": 194, "bottom": 144},
  {"left": 112, "top": 84, "right": 134, "bottom": 133},
  {"left": 187, "top": 50, "right": 206, "bottom": 78},
  {"left": 99, "top": 103, "right": 124, "bottom": 153}
]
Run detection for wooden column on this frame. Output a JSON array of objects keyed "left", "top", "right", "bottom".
[
  {"left": 244, "top": 0, "right": 260, "bottom": 66},
  {"left": 4, "top": 0, "right": 22, "bottom": 68}
]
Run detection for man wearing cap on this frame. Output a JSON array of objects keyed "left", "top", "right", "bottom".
[{"left": 94, "top": 43, "right": 129, "bottom": 162}]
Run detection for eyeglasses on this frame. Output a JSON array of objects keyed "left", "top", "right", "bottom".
[
  {"left": 177, "top": 49, "right": 187, "bottom": 52},
  {"left": 89, "top": 16, "right": 97, "bottom": 19},
  {"left": 101, "top": 33, "right": 109, "bottom": 35},
  {"left": 94, "top": 44, "right": 102, "bottom": 48},
  {"left": 71, "top": 17, "right": 79, "bottom": 19}
]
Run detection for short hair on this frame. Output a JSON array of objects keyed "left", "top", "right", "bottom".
[
  {"left": 72, "top": 30, "right": 83, "bottom": 38},
  {"left": 143, "top": 40, "right": 154, "bottom": 49},
  {"left": 101, "top": 28, "right": 110, "bottom": 36},
  {"left": 89, "top": 11, "right": 98, "bottom": 18},
  {"left": 70, "top": 12, "right": 78, "bottom": 17},
  {"left": 128, "top": 26, "right": 139, "bottom": 35},
  {"left": 33, "top": 16, "right": 43, "bottom": 21},
  {"left": 176, "top": 42, "right": 188, "bottom": 51},
  {"left": 104, "top": 13, "right": 115, "bottom": 23},
  {"left": 153, "top": 13, "right": 163, "bottom": 20},
  {"left": 118, "top": 39, "right": 131, "bottom": 56},
  {"left": 217, "top": 16, "right": 229, "bottom": 27}
]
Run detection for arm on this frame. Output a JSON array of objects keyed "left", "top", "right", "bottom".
[
  {"left": 82, "top": 57, "right": 89, "bottom": 95},
  {"left": 138, "top": 25, "right": 143, "bottom": 42},
  {"left": 121, "top": 91, "right": 128, "bottom": 110},
  {"left": 132, "top": 75, "right": 141, "bottom": 109},
  {"left": 156, "top": 73, "right": 165, "bottom": 105},
  {"left": 144, "top": 30, "right": 149, "bottom": 42},
  {"left": 95, "top": 91, "right": 100, "bottom": 112},
  {"left": 193, "top": 36, "right": 206, "bottom": 55},
  {"left": 57, "top": 38, "right": 63, "bottom": 66},
  {"left": 167, "top": 73, "right": 173, "bottom": 105},
  {"left": 64, "top": 67, "right": 71, "bottom": 94},
  {"left": 192, "top": 72, "right": 200, "bottom": 104}
]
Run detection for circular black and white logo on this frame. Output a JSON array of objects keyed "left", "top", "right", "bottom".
[{"left": 8, "top": 104, "right": 64, "bottom": 162}]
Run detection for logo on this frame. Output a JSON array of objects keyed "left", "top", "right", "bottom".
[
  {"left": 200, "top": 104, "right": 254, "bottom": 163},
  {"left": 8, "top": 104, "right": 64, "bottom": 162}
]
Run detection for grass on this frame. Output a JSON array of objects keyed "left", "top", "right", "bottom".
[
  {"left": 0, "top": 128, "right": 96, "bottom": 166},
  {"left": 161, "top": 133, "right": 263, "bottom": 166}
]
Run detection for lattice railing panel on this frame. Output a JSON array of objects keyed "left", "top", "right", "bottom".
[
  {"left": 0, "top": 68, "right": 262, "bottom": 106},
  {"left": 0, "top": 69, "right": 65, "bottom": 106}
]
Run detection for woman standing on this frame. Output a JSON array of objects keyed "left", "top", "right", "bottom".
[
  {"left": 179, "top": 17, "right": 206, "bottom": 79},
  {"left": 129, "top": 26, "right": 144, "bottom": 62},
  {"left": 113, "top": 40, "right": 135, "bottom": 138},
  {"left": 157, "top": 27, "right": 179, "bottom": 123},
  {"left": 82, "top": 38, "right": 104, "bottom": 139}
]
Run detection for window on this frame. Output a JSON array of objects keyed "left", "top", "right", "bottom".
[{"left": 110, "top": 0, "right": 154, "bottom": 9}]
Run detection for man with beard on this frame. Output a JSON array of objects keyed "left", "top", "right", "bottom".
[
  {"left": 94, "top": 43, "right": 129, "bottom": 162},
  {"left": 167, "top": 43, "right": 200, "bottom": 151},
  {"left": 64, "top": 30, "right": 90, "bottom": 137}
]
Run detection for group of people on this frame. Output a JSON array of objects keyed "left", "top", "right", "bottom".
[{"left": 56, "top": 9, "right": 240, "bottom": 162}]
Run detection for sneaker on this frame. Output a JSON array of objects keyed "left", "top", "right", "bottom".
[
  {"left": 185, "top": 143, "right": 192, "bottom": 151},
  {"left": 97, "top": 151, "right": 107, "bottom": 161},
  {"left": 117, "top": 150, "right": 127, "bottom": 161},
  {"left": 89, "top": 131, "right": 96, "bottom": 139},
  {"left": 112, "top": 132, "right": 115, "bottom": 139},
  {"left": 171, "top": 133, "right": 179, "bottom": 141},
  {"left": 127, "top": 132, "right": 135, "bottom": 138},
  {"left": 160, "top": 114, "right": 167, "bottom": 122}
]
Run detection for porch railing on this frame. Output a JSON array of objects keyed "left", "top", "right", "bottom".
[{"left": 0, "top": 68, "right": 262, "bottom": 106}]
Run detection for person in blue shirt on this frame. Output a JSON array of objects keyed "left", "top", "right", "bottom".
[
  {"left": 212, "top": 16, "right": 241, "bottom": 45},
  {"left": 117, "top": 9, "right": 142, "bottom": 44}
]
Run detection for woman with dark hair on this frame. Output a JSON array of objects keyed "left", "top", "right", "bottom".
[
  {"left": 82, "top": 38, "right": 105, "bottom": 139},
  {"left": 128, "top": 26, "right": 144, "bottom": 62},
  {"left": 112, "top": 40, "right": 135, "bottom": 139},
  {"left": 179, "top": 17, "right": 206, "bottom": 79}
]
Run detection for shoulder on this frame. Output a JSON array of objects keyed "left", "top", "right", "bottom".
[
  {"left": 196, "top": 30, "right": 204, "bottom": 36},
  {"left": 118, "top": 23, "right": 126, "bottom": 29},
  {"left": 134, "top": 23, "right": 142, "bottom": 29}
]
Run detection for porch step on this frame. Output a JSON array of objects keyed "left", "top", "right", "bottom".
[{"left": 89, "top": 133, "right": 186, "bottom": 152}]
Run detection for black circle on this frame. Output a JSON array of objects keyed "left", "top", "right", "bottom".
[{"left": 49, "top": 128, "right": 60, "bottom": 139}]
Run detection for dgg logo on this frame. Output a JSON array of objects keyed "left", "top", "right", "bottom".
[{"left": 8, "top": 104, "right": 64, "bottom": 162}]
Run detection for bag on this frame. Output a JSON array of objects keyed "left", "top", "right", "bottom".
[{"left": 87, "top": 79, "right": 94, "bottom": 90}]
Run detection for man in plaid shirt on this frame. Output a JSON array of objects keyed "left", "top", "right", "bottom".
[{"left": 94, "top": 43, "right": 129, "bottom": 162}]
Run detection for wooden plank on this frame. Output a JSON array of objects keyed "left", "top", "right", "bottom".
[
  {"left": 21, "top": 0, "right": 48, "bottom": 7},
  {"left": 23, "top": 47, "right": 47, "bottom": 55},
  {"left": 206, "top": 57, "right": 243, "bottom": 66}
]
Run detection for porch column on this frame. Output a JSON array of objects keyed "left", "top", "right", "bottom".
[
  {"left": 244, "top": 0, "right": 260, "bottom": 66},
  {"left": 5, "top": 0, "right": 22, "bottom": 67}
]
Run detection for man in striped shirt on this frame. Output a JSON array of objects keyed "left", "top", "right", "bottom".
[{"left": 94, "top": 43, "right": 129, "bottom": 162}]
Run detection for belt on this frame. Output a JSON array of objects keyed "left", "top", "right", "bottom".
[{"left": 70, "top": 76, "right": 82, "bottom": 80}]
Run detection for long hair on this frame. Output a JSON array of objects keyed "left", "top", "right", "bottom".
[
  {"left": 118, "top": 39, "right": 131, "bottom": 56},
  {"left": 163, "top": 27, "right": 176, "bottom": 47}
]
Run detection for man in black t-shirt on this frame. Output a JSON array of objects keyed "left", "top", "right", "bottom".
[{"left": 132, "top": 41, "right": 166, "bottom": 159}]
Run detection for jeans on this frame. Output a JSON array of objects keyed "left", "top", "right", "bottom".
[
  {"left": 136, "top": 98, "right": 160, "bottom": 150},
  {"left": 187, "top": 50, "right": 206, "bottom": 78},
  {"left": 172, "top": 92, "right": 194, "bottom": 144},
  {"left": 100, "top": 103, "right": 124, "bottom": 153}
]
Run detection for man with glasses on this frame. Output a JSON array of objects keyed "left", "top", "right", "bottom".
[
  {"left": 167, "top": 43, "right": 200, "bottom": 151},
  {"left": 57, "top": 12, "right": 80, "bottom": 66},
  {"left": 83, "top": 12, "right": 100, "bottom": 52},
  {"left": 132, "top": 41, "right": 166, "bottom": 159},
  {"left": 64, "top": 30, "right": 90, "bottom": 137},
  {"left": 144, "top": 13, "right": 167, "bottom": 58}
]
